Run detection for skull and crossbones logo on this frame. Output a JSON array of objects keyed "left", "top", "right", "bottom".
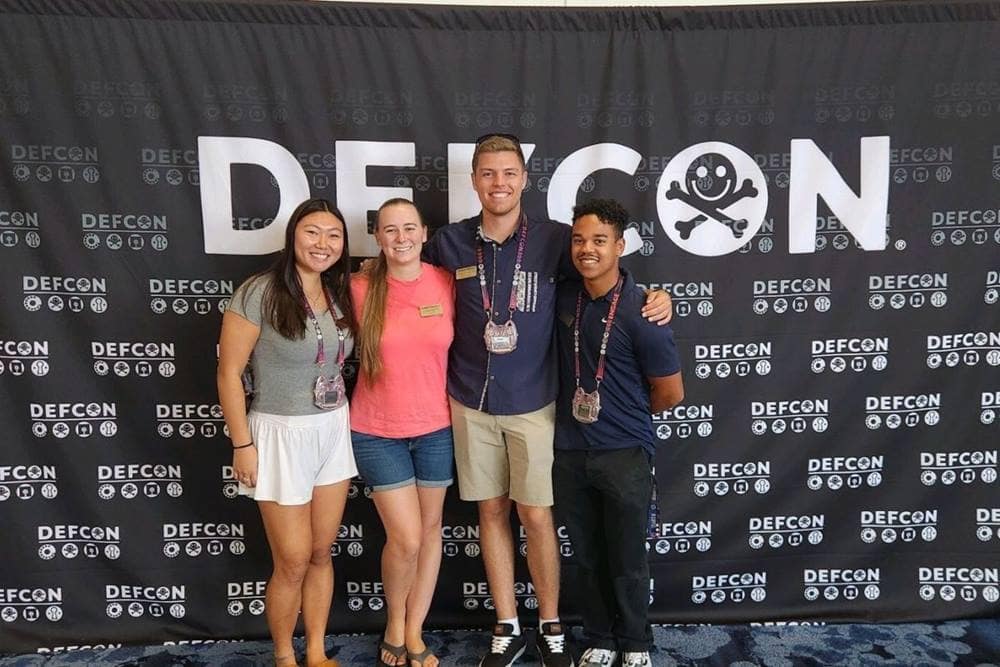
[{"left": 666, "top": 153, "right": 758, "bottom": 240}]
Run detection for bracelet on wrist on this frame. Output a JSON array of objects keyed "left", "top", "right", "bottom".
[{"left": 232, "top": 441, "right": 254, "bottom": 450}]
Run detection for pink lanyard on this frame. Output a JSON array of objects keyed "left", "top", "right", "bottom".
[
  {"left": 302, "top": 287, "right": 345, "bottom": 369},
  {"left": 475, "top": 215, "right": 528, "bottom": 322},
  {"left": 574, "top": 275, "right": 624, "bottom": 390}
]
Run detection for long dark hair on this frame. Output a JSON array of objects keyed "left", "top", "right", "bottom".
[{"left": 251, "top": 198, "right": 358, "bottom": 340}]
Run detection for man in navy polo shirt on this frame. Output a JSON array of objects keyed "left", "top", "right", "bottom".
[
  {"left": 553, "top": 198, "right": 684, "bottom": 667},
  {"left": 423, "top": 136, "right": 671, "bottom": 667}
]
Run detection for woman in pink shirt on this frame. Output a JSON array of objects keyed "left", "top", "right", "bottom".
[{"left": 350, "top": 199, "right": 454, "bottom": 667}]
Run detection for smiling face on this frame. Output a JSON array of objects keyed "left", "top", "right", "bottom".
[
  {"left": 472, "top": 150, "right": 527, "bottom": 219},
  {"left": 686, "top": 152, "right": 737, "bottom": 201},
  {"left": 375, "top": 202, "right": 426, "bottom": 269},
  {"left": 293, "top": 211, "right": 344, "bottom": 279},
  {"left": 572, "top": 213, "right": 624, "bottom": 290}
]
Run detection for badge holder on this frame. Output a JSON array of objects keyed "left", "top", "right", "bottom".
[
  {"left": 571, "top": 386, "right": 601, "bottom": 423},
  {"left": 484, "top": 319, "right": 518, "bottom": 354}
]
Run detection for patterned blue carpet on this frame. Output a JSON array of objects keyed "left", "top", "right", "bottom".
[{"left": 3, "top": 620, "right": 999, "bottom": 666}]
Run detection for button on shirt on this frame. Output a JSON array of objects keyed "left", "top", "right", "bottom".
[
  {"left": 422, "top": 214, "right": 575, "bottom": 415},
  {"left": 554, "top": 269, "right": 681, "bottom": 456}
]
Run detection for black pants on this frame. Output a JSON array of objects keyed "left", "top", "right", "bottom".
[{"left": 553, "top": 446, "right": 653, "bottom": 652}]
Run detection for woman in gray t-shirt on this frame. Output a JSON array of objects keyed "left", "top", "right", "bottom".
[{"left": 217, "top": 198, "right": 358, "bottom": 667}]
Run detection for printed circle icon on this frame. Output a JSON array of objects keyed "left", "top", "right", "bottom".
[
  {"left": 773, "top": 298, "right": 788, "bottom": 314},
  {"left": 754, "top": 479, "right": 771, "bottom": 494},
  {"left": 804, "top": 586, "right": 819, "bottom": 601},
  {"left": 710, "top": 589, "right": 726, "bottom": 604},
  {"left": 869, "top": 294, "right": 885, "bottom": 310},
  {"left": 249, "top": 599, "right": 265, "bottom": 615},
  {"left": 169, "top": 604, "right": 185, "bottom": 619},
  {"left": 695, "top": 363, "right": 711, "bottom": 379},
  {"left": 940, "top": 585, "right": 956, "bottom": 602},
  {"left": 693, "top": 481, "right": 709, "bottom": 497},
  {"left": 163, "top": 542, "right": 180, "bottom": 558},
  {"left": 941, "top": 470, "right": 956, "bottom": 485},
  {"left": 807, "top": 475, "right": 823, "bottom": 491},
  {"left": 983, "top": 468, "right": 998, "bottom": 483},
  {"left": 733, "top": 479, "right": 749, "bottom": 495},
  {"left": 751, "top": 420, "right": 767, "bottom": 436},
  {"left": 106, "top": 602, "right": 123, "bottom": 618}
]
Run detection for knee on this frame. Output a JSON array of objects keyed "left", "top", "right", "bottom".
[
  {"left": 479, "top": 497, "right": 512, "bottom": 524},
  {"left": 386, "top": 532, "right": 422, "bottom": 563},
  {"left": 516, "top": 505, "right": 554, "bottom": 534},
  {"left": 273, "top": 552, "right": 311, "bottom": 584},
  {"left": 309, "top": 543, "right": 333, "bottom": 567}
]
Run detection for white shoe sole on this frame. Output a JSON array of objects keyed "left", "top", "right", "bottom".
[{"left": 479, "top": 643, "right": 526, "bottom": 667}]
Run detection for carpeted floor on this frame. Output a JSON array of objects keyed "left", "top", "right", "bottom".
[{"left": 3, "top": 619, "right": 1000, "bottom": 666}]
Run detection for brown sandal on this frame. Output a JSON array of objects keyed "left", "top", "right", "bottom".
[
  {"left": 406, "top": 647, "right": 437, "bottom": 667},
  {"left": 377, "top": 640, "right": 407, "bottom": 667}
]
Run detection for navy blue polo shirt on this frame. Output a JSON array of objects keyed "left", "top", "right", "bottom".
[
  {"left": 423, "top": 213, "right": 575, "bottom": 415},
  {"left": 554, "top": 268, "right": 681, "bottom": 456}
]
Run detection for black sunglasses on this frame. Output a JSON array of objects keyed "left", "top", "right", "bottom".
[{"left": 475, "top": 133, "right": 522, "bottom": 146}]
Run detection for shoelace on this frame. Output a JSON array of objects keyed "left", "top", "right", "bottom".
[
  {"left": 622, "top": 652, "right": 651, "bottom": 667},
  {"left": 490, "top": 633, "right": 516, "bottom": 654},
  {"left": 540, "top": 632, "right": 566, "bottom": 652},
  {"left": 583, "top": 649, "right": 616, "bottom": 666}
]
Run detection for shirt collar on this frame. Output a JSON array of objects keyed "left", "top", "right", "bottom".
[{"left": 475, "top": 213, "right": 527, "bottom": 245}]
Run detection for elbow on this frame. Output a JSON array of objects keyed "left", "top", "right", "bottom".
[{"left": 651, "top": 385, "right": 684, "bottom": 414}]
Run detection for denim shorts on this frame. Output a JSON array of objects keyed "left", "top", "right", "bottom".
[{"left": 350, "top": 426, "right": 454, "bottom": 492}]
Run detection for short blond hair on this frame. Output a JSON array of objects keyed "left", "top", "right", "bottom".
[{"left": 472, "top": 135, "right": 525, "bottom": 171}]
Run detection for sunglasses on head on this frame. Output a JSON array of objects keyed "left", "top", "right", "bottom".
[{"left": 475, "top": 133, "right": 522, "bottom": 146}]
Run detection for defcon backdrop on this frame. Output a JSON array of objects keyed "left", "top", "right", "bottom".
[{"left": 1, "top": 0, "right": 999, "bottom": 654}]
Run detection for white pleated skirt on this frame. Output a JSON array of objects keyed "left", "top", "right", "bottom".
[{"left": 239, "top": 406, "right": 357, "bottom": 506}]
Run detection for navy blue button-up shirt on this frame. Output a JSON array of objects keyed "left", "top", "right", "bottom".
[
  {"left": 554, "top": 268, "right": 681, "bottom": 456},
  {"left": 423, "top": 213, "right": 575, "bottom": 415}
]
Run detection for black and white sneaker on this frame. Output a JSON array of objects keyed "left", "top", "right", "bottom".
[
  {"left": 536, "top": 622, "right": 574, "bottom": 667},
  {"left": 578, "top": 648, "right": 617, "bottom": 667},
  {"left": 480, "top": 623, "right": 527, "bottom": 667}
]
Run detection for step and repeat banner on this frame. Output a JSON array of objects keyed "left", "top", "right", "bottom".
[{"left": 1, "top": 0, "right": 999, "bottom": 654}]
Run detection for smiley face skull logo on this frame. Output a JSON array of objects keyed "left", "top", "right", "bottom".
[
  {"left": 657, "top": 142, "right": 768, "bottom": 256},
  {"left": 668, "top": 153, "right": 757, "bottom": 239}
]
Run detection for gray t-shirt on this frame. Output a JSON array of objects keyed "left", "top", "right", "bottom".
[{"left": 228, "top": 274, "right": 355, "bottom": 416}]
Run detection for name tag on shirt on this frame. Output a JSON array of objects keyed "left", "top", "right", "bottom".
[
  {"left": 419, "top": 304, "right": 444, "bottom": 317},
  {"left": 455, "top": 265, "right": 477, "bottom": 280}
]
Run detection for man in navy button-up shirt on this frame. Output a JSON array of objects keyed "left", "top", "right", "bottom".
[
  {"left": 553, "top": 198, "right": 683, "bottom": 667},
  {"left": 423, "top": 137, "right": 671, "bottom": 667}
]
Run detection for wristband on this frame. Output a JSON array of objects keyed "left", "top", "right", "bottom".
[{"left": 232, "top": 441, "right": 254, "bottom": 450}]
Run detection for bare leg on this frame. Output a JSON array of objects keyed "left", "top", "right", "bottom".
[
  {"left": 404, "top": 486, "right": 447, "bottom": 666},
  {"left": 478, "top": 495, "right": 517, "bottom": 620},
  {"left": 516, "top": 503, "right": 560, "bottom": 620},
  {"left": 258, "top": 501, "right": 313, "bottom": 664},
  {"left": 302, "top": 480, "right": 350, "bottom": 666},
  {"left": 373, "top": 485, "right": 423, "bottom": 665}
]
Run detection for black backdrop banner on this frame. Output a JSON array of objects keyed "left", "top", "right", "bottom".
[{"left": 1, "top": 0, "right": 999, "bottom": 654}]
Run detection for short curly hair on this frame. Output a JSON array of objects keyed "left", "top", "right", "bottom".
[{"left": 571, "top": 198, "right": 628, "bottom": 239}]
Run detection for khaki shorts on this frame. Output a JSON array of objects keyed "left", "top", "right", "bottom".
[{"left": 449, "top": 398, "right": 555, "bottom": 506}]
